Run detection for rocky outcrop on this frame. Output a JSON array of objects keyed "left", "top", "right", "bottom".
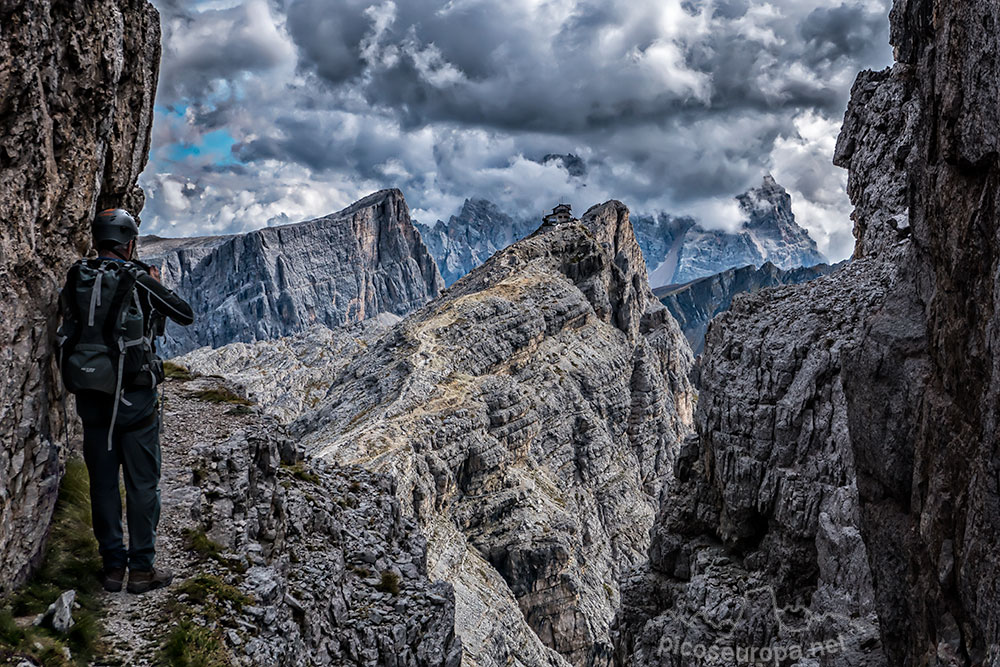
[
  {"left": 0, "top": 0, "right": 160, "bottom": 593},
  {"left": 641, "top": 176, "right": 828, "bottom": 287},
  {"left": 415, "top": 199, "right": 538, "bottom": 286},
  {"left": 655, "top": 261, "right": 844, "bottom": 355},
  {"left": 614, "top": 1, "right": 1000, "bottom": 665},
  {"left": 187, "top": 201, "right": 695, "bottom": 665},
  {"left": 189, "top": 420, "right": 461, "bottom": 666},
  {"left": 140, "top": 189, "right": 444, "bottom": 357}
]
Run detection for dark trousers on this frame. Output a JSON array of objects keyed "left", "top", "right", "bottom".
[{"left": 76, "top": 388, "right": 161, "bottom": 571}]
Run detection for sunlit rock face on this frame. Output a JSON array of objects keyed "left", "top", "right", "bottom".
[
  {"left": 0, "top": 0, "right": 160, "bottom": 593},
  {"left": 184, "top": 200, "right": 696, "bottom": 666},
  {"left": 141, "top": 189, "right": 444, "bottom": 358},
  {"left": 612, "top": 1, "right": 1000, "bottom": 665}
]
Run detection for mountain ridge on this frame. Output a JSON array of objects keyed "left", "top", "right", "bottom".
[
  {"left": 141, "top": 188, "right": 444, "bottom": 357},
  {"left": 417, "top": 176, "right": 827, "bottom": 291}
]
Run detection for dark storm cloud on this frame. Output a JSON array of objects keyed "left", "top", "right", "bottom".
[
  {"left": 801, "top": 3, "right": 890, "bottom": 65},
  {"left": 541, "top": 154, "right": 588, "bottom": 178},
  {"left": 156, "top": 1, "right": 295, "bottom": 103},
  {"left": 143, "top": 0, "right": 894, "bottom": 262}
]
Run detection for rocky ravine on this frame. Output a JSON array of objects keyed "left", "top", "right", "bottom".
[
  {"left": 181, "top": 201, "right": 696, "bottom": 666},
  {"left": 613, "top": 1, "right": 1000, "bottom": 665},
  {"left": 140, "top": 188, "right": 444, "bottom": 357},
  {"left": 0, "top": 0, "right": 159, "bottom": 593}
]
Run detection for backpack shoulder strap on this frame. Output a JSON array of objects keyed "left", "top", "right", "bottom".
[{"left": 101, "top": 262, "right": 140, "bottom": 344}]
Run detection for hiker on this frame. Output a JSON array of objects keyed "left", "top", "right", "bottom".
[{"left": 57, "top": 208, "right": 194, "bottom": 594}]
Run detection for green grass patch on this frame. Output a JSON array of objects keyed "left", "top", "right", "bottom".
[
  {"left": 186, "top": 388, "right": 253, "bottom": 406},
  {"left": 280, "top": 463, "right": 320, "bottom": 485},
  {"left": 225, "top": 405, "right": 253, "bottom": 416},
  {"left": 158, "top": 574, "right": 253, "bottom": 666},
  {"left": 0, "top": 459, "right": 105, "bottom": 665},
  {"left": 175, "top": 575, "right": 251, "bottom": 613},
  {"left": 163, "top": 361, "right": 194, "bottom": 381},
  {"left": 374, "top": 571, "right": 401, "bottom": 595},
  {"left": 181, "top": 530, "right": 246, "bottom": 574},
  {"left": 159, "top": 619, "right": 231, "bottom": 667}
]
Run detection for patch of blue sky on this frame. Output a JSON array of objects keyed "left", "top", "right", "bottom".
[{"left": 162, "top": 129, "right": 239, "bottom": 166}]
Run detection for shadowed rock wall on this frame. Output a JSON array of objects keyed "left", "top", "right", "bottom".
[
  {"left": 0, "top": 0, "right": 160, "bottom": 592},
  {"left": 612, "top": 1, "right": 1000, "bottom": 665}
]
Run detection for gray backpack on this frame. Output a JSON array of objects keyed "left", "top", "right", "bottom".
[{"left": 56, "top": 259, "right": 160, "bottom": 445}]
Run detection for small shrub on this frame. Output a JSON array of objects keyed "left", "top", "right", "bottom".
[
  {"left": 180, "top": 531, "right": 246, "bottom": 574},
  {"left": 177, "top": 572, "right": 253, "bottom": 620},
  {"left": 187, "top": 388, "right": 253, "bottom": 406},
  {"left": 163, "top": 361, "right": 193, "bottom": 381},
  {"left": 374, "top": 571, "right": 401, "bottom": 595},
  {"left": 280, "top": 463, "right": 320, "bottom": 485}
]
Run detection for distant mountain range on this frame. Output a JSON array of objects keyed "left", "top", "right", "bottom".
[
  {"left": 656, "top": 260, "right": 845, "bottom": 355},
  {"left": 415, "top": 199, "right": 537, "bottom": 286},
  {"left": 417, "top": 176, "right": 827, "bottom": 288}
]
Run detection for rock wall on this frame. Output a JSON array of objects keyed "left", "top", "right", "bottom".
[
  {"left": 141, "top": 189, "right": 444, "bottom": 357},
  {"left": 189, "top": 421, "right": 462, "bottom": 666},
  {"left": 0, "top": 0, "right": 160, "bottom": 593},
  {"left": 613, "top": 1, "right": 1000, "bottom": 665},
  {"left": 848, "top": 0, "right": 1000, "bottom": 661}
]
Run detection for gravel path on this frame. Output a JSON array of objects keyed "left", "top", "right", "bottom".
[{"left": 92, "top": 376, "right": 260, "bottom": 665}]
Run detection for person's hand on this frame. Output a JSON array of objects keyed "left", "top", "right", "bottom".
[{"left": 149, "top": 265, "right": 161, "bottom": 282}]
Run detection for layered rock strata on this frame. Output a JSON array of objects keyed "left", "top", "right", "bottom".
[
  {"left": 190, "top": 201, "right": 696, "bottom": 665},
  {"left": 140, "top": 189, "right": 444, "bottom": 357},
  {"left": 292, "top": 200, "right": 695, "bottom": 666},
  {"left": 0, "top": 0, "right": 160, "bottom": 592},
  {"left": 614, "top": 0, "right": 1000, "bottom": 665}
]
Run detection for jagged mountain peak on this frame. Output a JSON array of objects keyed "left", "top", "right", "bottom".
[
  {"left": 269, "top": 196, "right": 694, "bottom": 665},
  {"left": 142, "top": 189, "right": 444, "bottom": 356}
]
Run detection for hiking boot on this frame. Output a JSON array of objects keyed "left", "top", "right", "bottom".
[
  {"left": 99, "top": 566, "right": 126, "bottom": 593},
  {"left": 127, "top": 567, "right": 174, "bottom": 594}
]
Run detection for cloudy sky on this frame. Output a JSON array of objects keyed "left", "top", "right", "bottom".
[{"left": 140, "top": 0, "right": 893, "bottom": 261}]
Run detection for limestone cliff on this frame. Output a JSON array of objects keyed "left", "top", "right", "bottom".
[
  {"left": 613, "top": 1, "right": 1000, "bottom": 665},
  {"left": 181, "top": 202, "right": 696, "bottom": 666},
  {"left": 0, "top": 0, "right": 160, "bottom": 593},
  {"left": 140, "top": 189, "right": 444, "bottom": 357}
]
